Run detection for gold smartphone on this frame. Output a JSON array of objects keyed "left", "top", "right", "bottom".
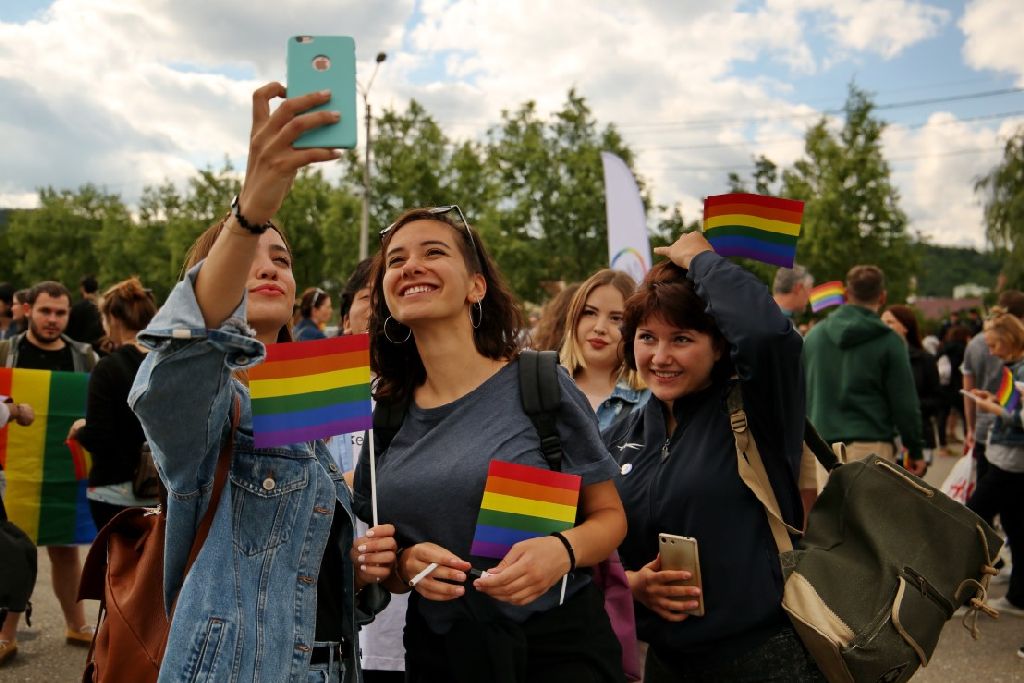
[{"left": 658, "top": 533, "right": 704, "bottom": 617}]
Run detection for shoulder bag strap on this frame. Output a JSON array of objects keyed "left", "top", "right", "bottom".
[
  {"left": 518, "top": 350, "right": 563, "bottom": 472},
  {"left": 181, "top": 394, "right": 240, "bottom": 575},
  {"left": 726, "top": 382, "right": 800, "bottom": 554}
]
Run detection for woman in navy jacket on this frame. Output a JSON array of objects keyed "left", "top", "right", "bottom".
[{"left": 603, "top": 232, "right": 823, "bottom": 681}]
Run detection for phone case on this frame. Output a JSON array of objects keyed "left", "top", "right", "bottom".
[
  {"left": 659, "top": 533, "right": 705, "bottom": 617},
  {"left": 286, "top": 35, "right": 357, "bottom": 149}
]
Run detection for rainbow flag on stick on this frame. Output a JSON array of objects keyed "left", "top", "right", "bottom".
[
  {"left": 809, "top": 281, "right": 845, "bottom": 313},
  {"left": 996, "top": 367, "right": 1021, "bottom": 413},
  {"left": 702, "top": 193, "right": 805, "bottom": 268},
  {"left": 471, "top": 460, "right": 581, "bottom": 559},
  {"left": 248, "top": 334, "right": 372, "bottom": 448},
  {"left": 0, "top": 368, "right": 96, "bottom": 545}
]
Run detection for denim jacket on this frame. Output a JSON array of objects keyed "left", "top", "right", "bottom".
[
  {"left": 129, "top": 263, "right": 386, "bottom": 683},
  {"left": 595, "top": 382, "right": 650, "bottom": 432},
  {"left": 989, "top": 360, "right": 1024, "bottom": 448}
]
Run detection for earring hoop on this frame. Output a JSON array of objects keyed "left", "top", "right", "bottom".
[
  {"left": 384, "top": 316, "right": 412, "bottom": 343},
  {"left": 470, "top": 300, "right": 483, "bottom": 329}
]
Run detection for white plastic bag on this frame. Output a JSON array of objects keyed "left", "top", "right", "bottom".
[{"left": 940, "top": 451, "right": 977, "bottom": 504}]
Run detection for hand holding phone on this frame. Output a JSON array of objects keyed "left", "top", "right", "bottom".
[
  {"left": 286, "top": 35, "right": 357, "bottom": 148},
  {"left": 658, "top": 533, "right": 705, "bottom": 617}
]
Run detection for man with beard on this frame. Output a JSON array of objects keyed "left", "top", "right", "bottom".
[{"left": 0, "top": 281, "right": 97, "bottom": 666}]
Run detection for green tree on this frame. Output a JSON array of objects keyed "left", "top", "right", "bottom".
[
  {"left": 976, "top": 126, "right": 1024, "bottom": 288},
  {"left": 779, "top": 85, "right": 916, "bottom": 299}
]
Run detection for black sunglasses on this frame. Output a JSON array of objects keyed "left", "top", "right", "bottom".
[{"left": 379, "top": 205, "right": 478, "bottom": 255}]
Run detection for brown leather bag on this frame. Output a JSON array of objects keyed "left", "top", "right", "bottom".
[{"left": 78, "top": 398, "right": 239, "bottom": 683}]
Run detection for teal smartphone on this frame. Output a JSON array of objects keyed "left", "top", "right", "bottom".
[{"left": 286, "top": 35, "right": 357, "bottom": 149}]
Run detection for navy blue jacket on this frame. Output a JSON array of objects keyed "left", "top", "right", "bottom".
[{"left": 603, "top": 251, "right": 805, "bottom": 665}]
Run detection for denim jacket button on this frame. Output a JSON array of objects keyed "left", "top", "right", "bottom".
[
  {"left": 329, "top": 463, "right": 338, "bottom": 473},
  {"left": 262, "top": 477, "right": 276, "bottom": 491},
  {"left": 236, "top": 356, "right": 250, "bottom": 366}
]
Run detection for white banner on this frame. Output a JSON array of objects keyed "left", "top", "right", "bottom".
[{"left": 601, "top": 151, "right": 651, "bottom": 283}]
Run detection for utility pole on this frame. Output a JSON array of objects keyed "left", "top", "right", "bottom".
[{"left": 358, "top": 51, "right": 387, "bottom": 261}]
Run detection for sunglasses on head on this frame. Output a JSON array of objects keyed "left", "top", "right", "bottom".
[{"left": 379, "top": 205, "right": 477, "bottom": 254}]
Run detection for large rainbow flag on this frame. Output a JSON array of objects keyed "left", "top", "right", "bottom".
[
  {"left": 471, "top": 460, "right": 581, "bottom": 559},
  {"left": 809, "top": 281, "right": 845, "bottom": 313},
  {"left": 703, "top": 193, "right": 805, "bottom": 268},
  {"left": 248, "top": 334, "right": 372, "bottom": 448},
  {"left": 0, "top": 368, "right": 96, "bottom": 545},
  {"left": 996, "top": 366, "right": 1021, "bottom": 413}
]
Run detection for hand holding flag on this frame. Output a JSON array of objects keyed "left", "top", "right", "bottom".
[{"left": 702, "top": 193, "right": 804, "bottom": 268}]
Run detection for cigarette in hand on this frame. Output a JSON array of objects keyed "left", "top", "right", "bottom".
[{"left": 409, "top": 562, "right": 440, "bottom": 587}]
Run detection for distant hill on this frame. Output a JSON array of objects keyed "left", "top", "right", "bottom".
[{"left": 912, "top": 243, "right": 1001, "bottom": 297}]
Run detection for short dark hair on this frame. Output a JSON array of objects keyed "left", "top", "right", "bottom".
[
  {"left": 13, "top": 289, "right": 29, "bottom": 305},
  {"left": 997, "top": 290, "right": 1024, "bottom": 319},
  {"left": 620, "top": 261, "right": 731, "bottom": 381},
  {"left": 340, "top": 258, "right": 374, "bottom": 319},
  {"left": 0, "top": 282, "right": 14, "bottom": 307},
  {"left": 80, "top": 275, "right": 99, "bottom": 294},
  {"left": 26, "top": 281, "right": 72, "bottom": 306},
  {"left": 845, "top": 265, "right": 885, "bottom": 304},
  {"left": 370, "top": 207, "right": 525, "bottom": 403}
]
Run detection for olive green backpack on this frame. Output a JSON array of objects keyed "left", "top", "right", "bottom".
[{"left": 727, "top": 383, "right": 1002, "bottom": 683}]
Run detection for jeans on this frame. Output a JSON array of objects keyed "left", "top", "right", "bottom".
[{"left": 645, "top": 626, "right": 826, "bottom": 682}]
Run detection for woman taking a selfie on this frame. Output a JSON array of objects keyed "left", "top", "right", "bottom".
[
  {"left": 602, "top": 232, "right": 823, "bottom": 682},
  {"left": 129, "top": 83, "right": 394, "bottom": 683},
  {"left": 354, "top": 206, "right": 627, "bottom": 683},
  {"left": 559, "top": 268, "right": 647, "bottom": 431}
]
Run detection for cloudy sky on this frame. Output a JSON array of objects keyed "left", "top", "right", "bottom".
[{"left": 1, "top": 0, "right": 1022, "bottom": 248}]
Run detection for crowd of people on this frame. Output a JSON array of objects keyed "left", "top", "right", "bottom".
[{"left": 0, "top": 83, "right": 1021, "bottom": 683}]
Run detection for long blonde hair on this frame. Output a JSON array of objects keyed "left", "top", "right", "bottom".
[{"left": 559, "top": 269, "right": 644, "bottom": 391}]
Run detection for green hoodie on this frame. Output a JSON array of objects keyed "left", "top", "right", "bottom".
[{"left": 803, "top": 304, "right": 924, "bottom": 460}]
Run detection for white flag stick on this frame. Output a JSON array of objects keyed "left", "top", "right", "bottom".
[{"left": 368, "top": 427, "right": 379, "bottom": 528}]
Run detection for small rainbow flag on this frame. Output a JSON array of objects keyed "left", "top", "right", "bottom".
[
  {"left": 996, "top": 366, "right": 1020, "bottom": 413},
  {"left": 0, "top": 368, "right": 96, "bottom": 545},
  {"left": 703, "top": 193, "right": 805, "bottom": 268},
  {"left": 809, "top": 281, "right": 845, "bottom": 313},
  {"left": 471, "top": 460, "right": 581, "bottom": 559},
  {"left": 248, "top": 334, "right": 372, "bottom": 448}
]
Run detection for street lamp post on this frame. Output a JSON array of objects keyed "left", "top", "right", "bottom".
[{"left": 358, "top": 51, "right": 387, "bottom": 261}]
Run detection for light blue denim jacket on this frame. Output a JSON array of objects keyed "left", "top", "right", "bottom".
[
  {"left": 595, "top": 382, "right": 650, "bottom": 432},
  {"left": 129, "top": 263, "right": 386, "bottom": 683}
]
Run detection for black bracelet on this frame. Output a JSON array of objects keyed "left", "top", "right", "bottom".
[
  {"left": 230, "top": 195, "right": 273, "bottom": 235},
  {"left": 550, "top": 531, "right": 576, "bottom": 573}
]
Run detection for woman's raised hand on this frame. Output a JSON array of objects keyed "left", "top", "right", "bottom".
[
  {"left": 627, "top": 555, "right": 702, "bottom": 622},
  {"left": 237, "top": 82, "right": 343, "bottom": 226},
  {"left": 653, "top": 231, "right": 714, "bottom": 270}
]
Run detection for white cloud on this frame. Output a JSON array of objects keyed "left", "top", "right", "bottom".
[{"left": 961, "top": 0, "right": 1024, "bottom": 85}]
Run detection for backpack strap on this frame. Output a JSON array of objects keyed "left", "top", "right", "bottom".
[
  {"left": 726, "top": 381, "right": 801, "bottom": 554},
  {"left": 182, "top": 394, "right": 241, "bottom": 575},
  {"left": 518, "top": 350, "right": 563, "bottom": 472},
  {"left": 372, "top": 395, "right": 411, "bottom": 456}
]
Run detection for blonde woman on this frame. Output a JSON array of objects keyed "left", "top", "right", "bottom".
[{"left": 559, "top": 269, "right": 648, "bottom": 431}]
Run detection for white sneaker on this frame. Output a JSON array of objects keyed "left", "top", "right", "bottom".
[{"left": 989, "top": 596, "right": 1024, "bottom": 617}]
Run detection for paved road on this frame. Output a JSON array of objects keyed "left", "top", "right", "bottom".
[{"left": 2, "top": 446, "right": 1020, "bottom": 681}]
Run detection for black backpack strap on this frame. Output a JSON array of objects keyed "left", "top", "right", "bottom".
[
  {"left": 518, "top": 350, "right": 563, "bottom": 472},
  {"left": 372, "top": 395, "right": 410, "bottom": 455},
  {"left": 804, "top": 418, "right": 841, "bottom": 472}
]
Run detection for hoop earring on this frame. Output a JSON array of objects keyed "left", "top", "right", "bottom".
[
  {"left": 384, "top": 316, "right": 412, "bottom": 343},
  {"left": 470, "top": 300, "right": 483, "bottom": 329}
]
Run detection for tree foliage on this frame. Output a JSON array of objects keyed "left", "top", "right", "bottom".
[{"left": 976, "top": 126, "right": 1024, "bottom": 288}]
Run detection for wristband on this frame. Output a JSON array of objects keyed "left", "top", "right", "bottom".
[
  {"left": 549, "top": 531, "right": 576, "bottom": 573},
  {"left": 230, "top": 195, "right": 273, "bottom": 235}
]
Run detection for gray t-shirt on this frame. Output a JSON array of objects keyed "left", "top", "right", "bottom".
[
  {"left": 962, "top": 334, "right": 1004, "bottom": 441},
  {"left": 354, "top": 360, "right": 618, "bottom": 633}
]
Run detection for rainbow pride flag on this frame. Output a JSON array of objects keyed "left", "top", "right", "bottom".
[
  {"left": 809, "top": 281, "right": 845, "bottom": 313},
  {"left": 471, "top": 460, "right": 581, "bottom": 559},
  {"left": 996, "top": 366, "right": 1020, "bottom": 412},
  {"left": 703, "top": 193, "right": 805, "bottom": 268},
  {"left": 248, "top": 334, "right": 372, "bottom": 448},
  {"left": 0, "top": 368, "right": 96, "bottom": 545}
]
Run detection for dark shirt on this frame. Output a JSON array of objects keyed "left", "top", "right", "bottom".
[
  {"left": 66, "top": 298, "right": 105, "bottom": 346},
  {"left": 16, "top": 337, "right": 74, "bottom": 371},
  {"left": 76, "top": 346, "right": 148, "bottom": 487},
  {"left": 315, "top": 502, "right": 349, "bottom": 643}
]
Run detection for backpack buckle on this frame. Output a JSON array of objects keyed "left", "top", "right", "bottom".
[{"left": 730, "top": 411, "right": 747, "bottom": 432}]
